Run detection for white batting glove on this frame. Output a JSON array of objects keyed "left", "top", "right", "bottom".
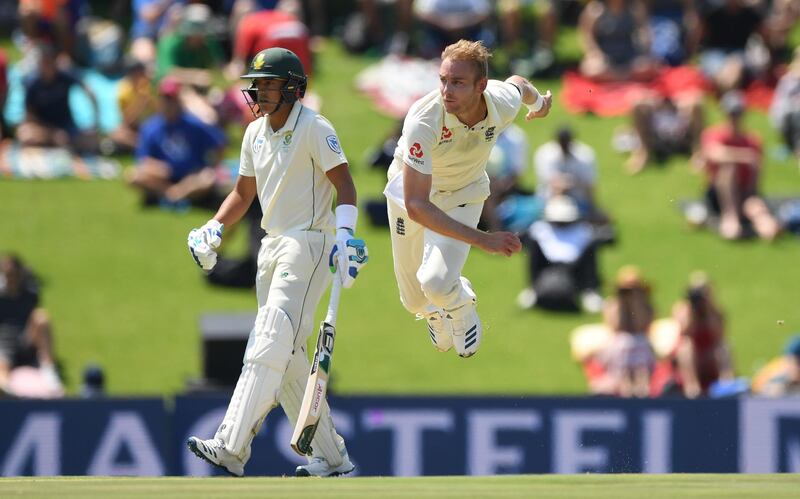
[
  {"left": 188, "top": 219, "right": 224, "bottom": 271},
  {"left": 329, "top": 228, "right": 369, "bottom": 288}
]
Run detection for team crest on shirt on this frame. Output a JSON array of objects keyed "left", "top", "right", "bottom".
[
  {"left": 439, "top": 126, "right": 453, "bottom": 144},
  {"left": 326, "top": 135, "right": 342, "bottom": 154},
  {"left": 484, "top": 126, "right": 496, "bottom": 142},
  {"left": 253, "top": 135, "right": 266, "bottom": 153},
  {"left": 283, "top": 132, "right": 293, "bottom": 147}
]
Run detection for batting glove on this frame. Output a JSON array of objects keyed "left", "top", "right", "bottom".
[
  {"left": 330, "top": 228, "right": 368, "bottom": 288},
  {"left": 188, "top": 219, "right": 224, "bottom": 271}
]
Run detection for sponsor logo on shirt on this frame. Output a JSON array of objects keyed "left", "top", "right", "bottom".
[
  {"left": 253, "top": 135, "right": 266, "bottom": 154},
  {"left": 485, "top": 126, "right": 496, "bottom": 142},
  {"left": 440, "top": 126, "right": 453, "bottom": 144},
  {"left": 326, "top": 135, "right": 342, "bottom": 154},
  {"left": 407, "top": 142, "right": 425, "bottom": 165}
]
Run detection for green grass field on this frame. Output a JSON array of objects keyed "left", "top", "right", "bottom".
[
  {"left": 1, "top": 475, "right": 799, "bottom": 499},
  {"left": 2, "top": 40, "right": 800, "bottom": 396}
]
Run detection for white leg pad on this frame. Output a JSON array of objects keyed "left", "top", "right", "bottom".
[
  {"left": 215, "top": 306, "right": 294, "bottom": 459},
  {"left": 280, "top": 349, "right": 345, "bottom": 467}
]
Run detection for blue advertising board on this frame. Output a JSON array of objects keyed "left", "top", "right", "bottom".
[{"left": 2, "top": 396, "right": 799, "bottom": 476}]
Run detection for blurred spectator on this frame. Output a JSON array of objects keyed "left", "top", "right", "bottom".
[
  {"left": 18, "top": 0, "right": 87, "bottom": 59},
  {"left": 578, "top": 0, "right": 661, "bottom": 82},
  {"left": 0, "top": 254, "right": 63, "bottom": 398},
  {"left": 482, "top": 124, "right": 531, "bottom": 232},
  {"left": 696, "top": 90, "right": 780, "bottom": 240},
  {"left": 753, "top": 334, "right": 800, "bottom": 396},
  {"left": 626, "top": 93, "right": 704, "bottom": 174},
  {"left": 763, "top": 0, "right": 800, "bottom": 65},
  {"left": 226, "top": 1, "right": 312, "bottom": 81},
  {"left": 130, "top": 0, "right": 184, "bottom": 66},
  {"left": 697, "top": 0, "right": 768, "bottom": 93},
  {"left": 105, "top": 59, "right": 158, "bottom": 155},
  {"left": 413, "top": 0, "right": 494, "bottom": 59},
  {"left": 534, "top": 126, "right": 608, "bottom": 224},
  {"left": 670, "top": 271, "right": 734, "bottom": 398},
  {"left": 498, "top": 0, "right": 557, "bottom": 76},
  {"left": 155, "top": 3, "right": 225, "bottom": 81},
  {"left": 597, "top": 266, "right": 656, "bottom": 397},
  {"left": 16, "top": 44, "right": 99, "bottom": 154},
  {"left": 769, "top": 47, "right": 800, "bottom": 166},
  {"left": 517, "top": 195, "right": 604, "bottom": 313},
  {"left": 343, "top": 0, "right": 413, "bottom": 55},
  {"left": 646, "top": 0, "right": 700, "bottom": 66},
  {"left": 126, "top": 77, "right": 227, "bottom": 209}
]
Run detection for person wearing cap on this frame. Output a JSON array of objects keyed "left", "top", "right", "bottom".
[
  {"left": 155, "top": 3, "right": 225, "bottom": 81},
  {"left": 670, "top": 271, "right": 734, "bottom": 398},
  {"left": 534, "top": 125, "right": 605, "bottom": 222},
  {"left": 127, "top": 76, "right": 227, "bottom": 208},
  {"left": 598, "top": 265, "right": 656, "bottom": 397},
  {"left": 517, "top": 195, "right": 603, "bottom": 313},
  {"left": 698, "top": 90, "right": 781, "bottom": 240}
]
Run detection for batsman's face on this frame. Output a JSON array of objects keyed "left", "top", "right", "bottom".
[
  {"left": 439, "top": 58, "right": 486, "bottom": 115},
  {"left": 253, "top": 78, "right": 287, "bottom": 115}
]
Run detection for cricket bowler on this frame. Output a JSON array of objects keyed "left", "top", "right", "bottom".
[{"left": 384, "top": 39, "right": 552, "bottom": 358}]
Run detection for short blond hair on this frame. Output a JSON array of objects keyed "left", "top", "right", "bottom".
[{"left": 441, "top": 39, "right": 490, "bottom": 80}]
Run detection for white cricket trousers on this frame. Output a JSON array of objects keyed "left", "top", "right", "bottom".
[{"left": 387, "top": 180, "right": 487, "bottom": 316}]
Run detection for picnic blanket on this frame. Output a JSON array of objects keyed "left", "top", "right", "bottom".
[
  {"left": 0, "top": 144, "right": 120, "bottom": 179},
  {"left": 561, "top": 66, "right": 776, "bottom": 116},
  {"left": 356, "top": 55, "right": 441, "bottom": 118}
]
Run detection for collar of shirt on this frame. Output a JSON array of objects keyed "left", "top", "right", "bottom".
[
  {"left": 267, "top": 101, "right": 303, "bottom": 136},
  {"left": 441, "top": 89, "right": 501, "bottom": 133}
]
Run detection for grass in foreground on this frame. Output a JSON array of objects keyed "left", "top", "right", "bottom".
[{"left": 1, "top": 474, "right": 799, "bottom": 499}]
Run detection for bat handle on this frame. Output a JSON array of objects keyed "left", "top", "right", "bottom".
[{"left": 325, "top": 276, "right": 342, "bottom": 326}]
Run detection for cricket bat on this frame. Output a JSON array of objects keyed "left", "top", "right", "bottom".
[{"left": 290, "top": 277, "right": 342, "bottom": 456}]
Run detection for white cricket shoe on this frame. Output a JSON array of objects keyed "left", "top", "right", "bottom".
[
  {"left": 187, "top": 437, "right": 246, "bottom": 477},
  {"left": 295, "top": 442, "right": 355, "bottom": 477},
  {"left": 447, "top": 277, "right": 481, "bottom": 358},
  {"left": 420, "top": 310, "right": 454, "bottom": 352}
]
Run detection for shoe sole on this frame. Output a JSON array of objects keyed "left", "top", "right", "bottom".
[
  {"left": 295, "top": 465, "right": 355, "bottom": 478},
  {"left": 186, "top": 438, "right": 241, "bottom": 477}
]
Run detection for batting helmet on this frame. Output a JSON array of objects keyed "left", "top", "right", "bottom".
[{"left": 242, "top": 48, "right": 307, "bottom": 115}]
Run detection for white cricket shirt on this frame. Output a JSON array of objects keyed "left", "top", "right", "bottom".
[
  {"left": 387, "top": 80, "right": 522, "bottom": 193},
  {"left": 239, "top": 102, "right": 347, "bottom": 234}
]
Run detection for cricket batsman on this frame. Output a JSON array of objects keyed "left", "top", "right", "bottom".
[
  {"left": 384, "top": 40, "right": 552, "bottom": 358},
  {"left": 186, "top": 48, "right": 367, "bottom": 477}
]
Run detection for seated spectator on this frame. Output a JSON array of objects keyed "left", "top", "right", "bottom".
[
  {"left": 413, "top": 0, "right": 494, "bottom": 59},
  {"left": 697, "top": 91, "right": 780, "bottom": 240},
  {"left": 155, "top": 3, "right": 225, "bottom": 81},
  {"left": 341, "top": 0, "right": 413, "bottom": 55},
  {"left": 127, "top": 77, "right": 227, "bottom": 210},
  {"left": 752, "top": 334, "right": 800, "bottom": 396},
  {"left": 646, "top": 0, "right": 700, "bottom": 66},
  {"left": 769, "top": 47, "right": 800, "bottom": 166},
  {"left": 130, "top": 0, "right": 184, "bottom": 66},
  {"left": 499, "top": 0, "right": 558, "bottom": 76},
  {"left": 16, "top": 44, "right": 99, "bottom": 154},
  {"left": 578, "top": 0, "right": 661, "bottom": 82},
  {"left": 517, "top": 195, "right": 603, "bottom": 313},
  {"left": 0, "top": 254, "right": 62, "bottom": 398},
  {"left": 670, "top": 271, "right": 734, "bottom": 398},
  {"left": 534, "top": 126, "right": 608, "bottom": 224},
  {"left": 105, "top": 59, "right": 158, "bottom": 155},
  {"left": 626, "top": 92, "right": 704, "bottom": 174},
  {"left": 697, "top": 0, "right": 768, "bottom": 93},
  {"left": 482, "top": 124, "right": 531, "bottom": 232},
  {"left": 225, "top": 1, "right": 312, "bottom": 81},
  {"left": 18, "top": 0, "right": 86, "bottom": 59},
  {"left": 597, "top": 266, "right": 656, "bottom": 397}
]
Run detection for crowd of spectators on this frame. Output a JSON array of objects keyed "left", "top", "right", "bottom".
[{"left": 1, "top": 0, "right": 798, "bottom": 399}]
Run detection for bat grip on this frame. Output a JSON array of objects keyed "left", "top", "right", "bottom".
[{"left": 325, "top": 276, "right": 342, "bottom": 326}]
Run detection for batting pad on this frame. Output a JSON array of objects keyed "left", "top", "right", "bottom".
[
  {"left": 281, "top": 350, "right": 344, "bottom": 467},
  {"left": 216, "top": 306, "right": 294, "bottom": 459}
]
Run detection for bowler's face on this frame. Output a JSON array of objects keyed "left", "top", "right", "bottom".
[{"left": 439, "top": 58, "right": 484, "bottom": 115}]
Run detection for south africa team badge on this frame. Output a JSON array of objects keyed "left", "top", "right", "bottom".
[{"left": 283, "top": 132, "right": 293, "bottom": 146}]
